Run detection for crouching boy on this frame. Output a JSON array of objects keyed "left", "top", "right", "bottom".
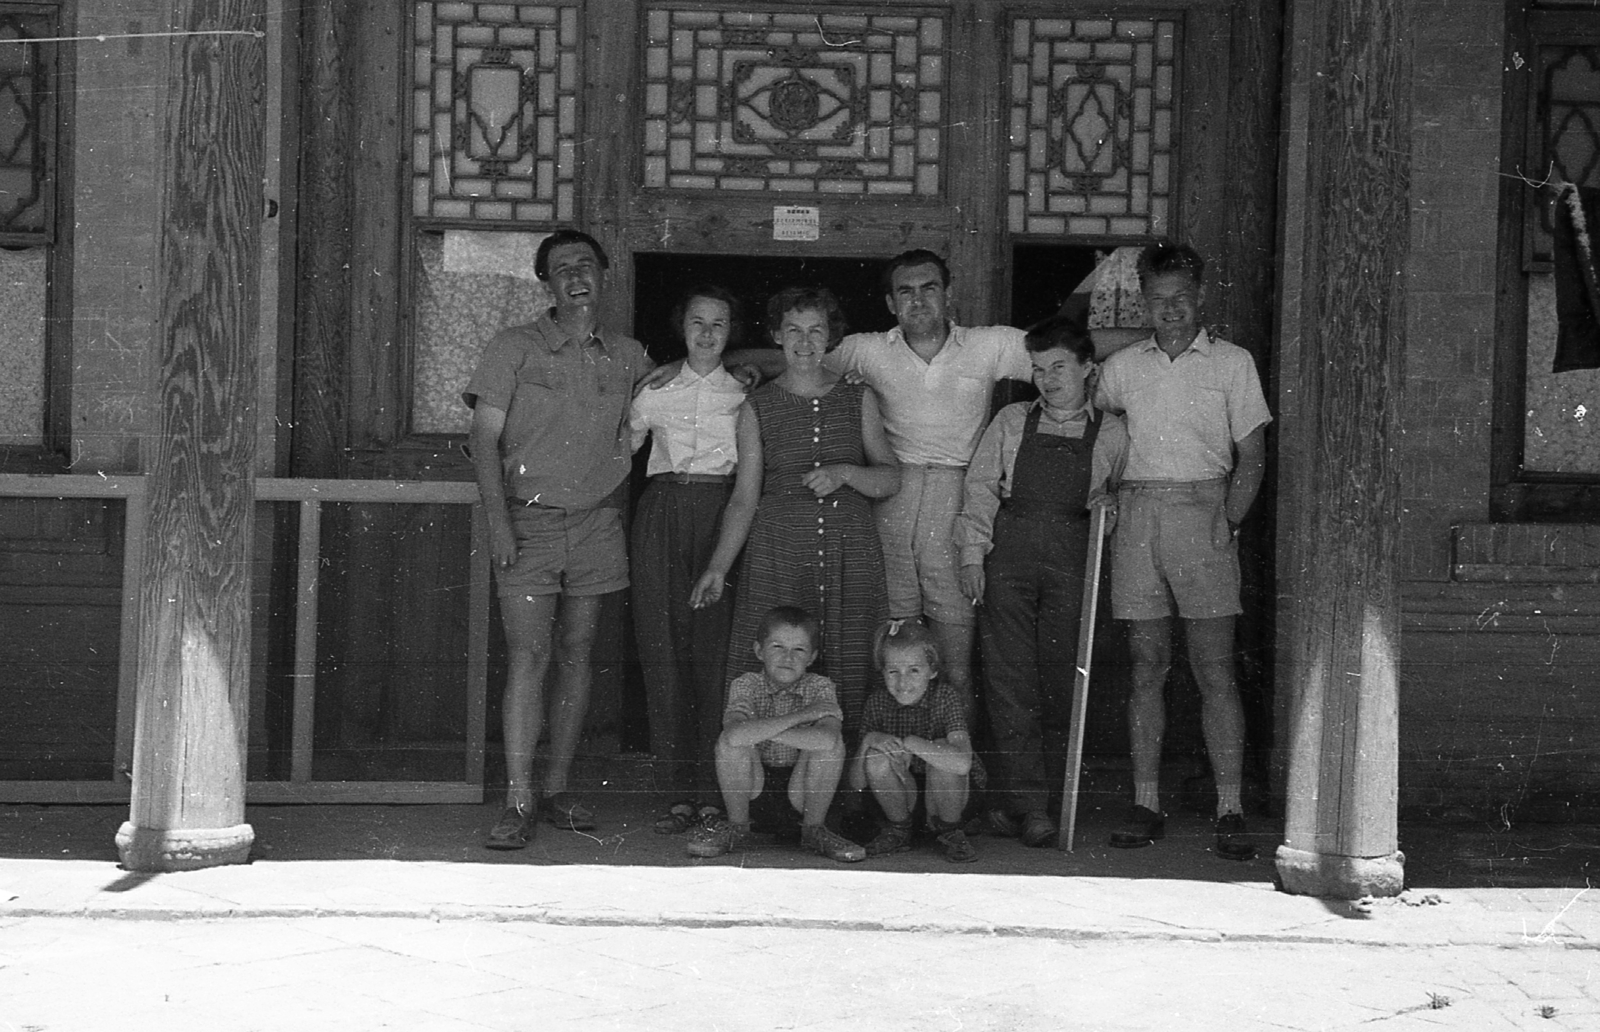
[
  {"left": 849, "top": 619, "right": 977, "bottom": 863},
  {"left": 686, "top": 606, "right": 867, "bottom": 863}
]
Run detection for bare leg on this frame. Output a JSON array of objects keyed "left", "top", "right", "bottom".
[
  {"left": 1127, "top": 617, "right": 1172, "bottom": 805},
  {"left": 499, "top": 593, "right": 560, "bottom": 811},
  {"left": 862, "top": 746, "right": 917, "bottom": 823},
  {"left": 925, "top": 766, "right": 970, "bottom": 826},
  {"left": 1183, "top": 615, "right": 1245, "bottom": 813},
  {"left": 792, "top": 736, "right": 847, "bottom": 827},
  {"left": 713, "top": 734, "right": 765, "bottom": 825},
  {"left": 539, "top": 593, "right": 604, "bottom": 798},
  {"left": 928, "top": 617, "right": 977, "bottom": 723}
]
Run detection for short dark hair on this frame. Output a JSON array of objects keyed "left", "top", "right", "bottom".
[
  {"left": 1024, "top": 313, "right": 1094, "bottom": 364},
  {"left": 881, "top": 249, "right": 952, "bottom": 294},
  {"left": 534, "top": 229, "right": 610, "bottom": 282},
  {"left": 765, "top": 286, "right": 848, "bottom": 348},
  {"left": 755, "top": 605, "right": 822, "bottom": 652},
  {"left": 1136, "top": 242, "right": 1205, "bottom": 289},
  {"left": 669, "top": 283, "right": 744, "bottom": 349}
]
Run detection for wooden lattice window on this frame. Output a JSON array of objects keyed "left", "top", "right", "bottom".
[
  {"left": 1006, "top": 15, "right": 1179, "bottom": 238},
  {"left": 409, "top": 2, "right": 580, "bottom": 224},
  {"left": 0, "top": 6, "right": 52, "bottom": 244},
  {"left": 0, "top": 4, "right": 57, "bottom": 455},
  {"left": 641, "top": 6, "right": 947, "bottom": 196}
]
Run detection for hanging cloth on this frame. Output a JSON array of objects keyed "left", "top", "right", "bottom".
[{"left": 1552, "top": 182, "right": 1600, "bottom": 373}]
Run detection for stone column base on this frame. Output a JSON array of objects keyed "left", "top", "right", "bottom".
[
  {"left": 116, "top": 821, "right": 254, "bottom": 872},
  {"left": 1275, "top": 844, "right": 1404, "bottom": 899}
]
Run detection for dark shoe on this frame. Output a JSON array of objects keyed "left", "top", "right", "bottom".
[
  {"left": 981, "top": 808, "right": 1021, "bottom": 838},
  {"left": 540, "top": 792, "right": 597, "bottom": 832},
  {"left": 1109, "top": 805, "right": 1165, "bottom": 849},
  {"left": 800, "top": 823, "right": 866, "bottom": 863},
  {"left": 1214, "top": 812, "right": 1258, "bottom": 861},
  {"left": 685, "top": 815, "right": 749, "bottom": 858},
  {"left": 935, "top": 827, "right": 979, "bottom": 864},
  {"left": 1020, "top": 811, "right": 1058, "bottom": 848},
  {"left": 865, "top": 822, "right": 914, "bottom": 857},
  {"left": 653, "top": 800, "right": 698, "bottom": 835},
  {"left": 485, "top": 804, "right": 533, "bottom": 850},
  {"left": 653, "top": 800, "right": 716, "bottom": 835}
]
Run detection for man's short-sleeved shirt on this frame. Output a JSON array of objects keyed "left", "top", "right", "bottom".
[
  {"left": 723, "top": 670, "right": 843, "bottom": 768},
  {"left": 1094, "top": 328, "right": 1271, "bottom": 481},
  {"left": 829, "top": 324, "right": 1032, "bottom": 466},
  {"left": 859, "top": 681, "right": 967, "bottom": 743},
  {"left": 464, "top": 312, "right": 651, "bottom": 510}
]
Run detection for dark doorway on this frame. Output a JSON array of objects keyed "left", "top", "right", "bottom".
[
  {"left": 1009, "top": 242, "right": 1102, "bottom": 331},
  {"left": 631, "top": 252, "right": 896, "bottom": 362}
]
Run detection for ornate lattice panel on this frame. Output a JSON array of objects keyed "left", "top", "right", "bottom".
[
  {"left": 1006, "top": 16, "right": 1179, "bottom": 238},
  {"left": 410, "top": 3, "right": 580, "bottom": 223},
  {"left": 641, "top": 7, "right": 947, "bottom": 196},
  {"left": 0, "top": 8, "right": 55, "bottom": 243}
]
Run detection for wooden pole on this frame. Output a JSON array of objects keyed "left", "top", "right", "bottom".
[
  {"left": 1273, "top": 0, "right": 1410, "bottom": 898},
  {"left": 116, "top": 0, "right": 268, "bottom": 871},
  {"left": 1059, "top": 505, "right": 1109, "bottom": 852}
]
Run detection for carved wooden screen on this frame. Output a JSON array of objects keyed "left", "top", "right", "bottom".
[
  {"left": 640, "top": 6, "right": 947, "bottom": 196},
  {"left": 407, "top": 3, "right": 574, "bottom": 435},
  {"left": 0, "top": 5, "right": 56, "bottom": 452},
  {"left": 410, "top": 2, "right": 581, "bottom": 224},
  {"left": 1005, "top": 14, "right": 1179, "bottom": 239}
]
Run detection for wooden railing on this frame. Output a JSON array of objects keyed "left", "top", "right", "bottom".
[{"left": 0, "top": 475, "right": 489, "bottom": 804}]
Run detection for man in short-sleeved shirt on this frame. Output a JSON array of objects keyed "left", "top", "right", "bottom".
[
  {"left": 824, "top": 251, "right": 1033, "bottom": 715},
  {"left": 1092, "top": 242, "right": 1269, "bottom": 862},
  {"left": 467, "top": 229, "right": 652, "bottom": 850}
]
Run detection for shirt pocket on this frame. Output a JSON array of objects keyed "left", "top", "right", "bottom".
[
  {"left": 951, "top": 373, "right": 991, "bottom": 408},
  {"left": 515, "top": 364, "right": 565, "bottom": 394}
]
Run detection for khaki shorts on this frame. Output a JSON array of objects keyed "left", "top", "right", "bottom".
[
  {"left": 1110, "top": 479, "right": 1241, "bottom": 621},
  {"left": 496, "top": 501, "right": 628, "bottom": 600},
  {"left": 875, "top": 464, "right": 972, "bottom": 628}
]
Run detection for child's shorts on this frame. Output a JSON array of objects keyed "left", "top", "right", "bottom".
[
  {"left": 495, "top": 500, "right": 628, "bottom": 600},
  {"left": 1110, "top": 478, "right": 1241, "bottom": 621}
]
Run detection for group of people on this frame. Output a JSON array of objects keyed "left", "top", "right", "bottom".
[{"left": 463, "top": 229, "right": 1271, "bottom": 866}]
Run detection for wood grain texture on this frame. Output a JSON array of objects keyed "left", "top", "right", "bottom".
[
  {"left": 290, "top": 0, "right": 353, "bottom": 477},
  {"left": 345, "top": 0, "right": 405, "bottom": 453},
  {"left": 130, "top": 0, "right": 267, "bottom": 835},
  {"left": 1282, "top": 0, "right": 1412, "bottom": 862}
]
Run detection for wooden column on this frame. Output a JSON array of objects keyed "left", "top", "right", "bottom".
[
  {"left": 1273, "top": 0, "right": 1411, "bottom": 898},
  {"left": 116, "top": 0, "right": 267, "bottom": 871}
]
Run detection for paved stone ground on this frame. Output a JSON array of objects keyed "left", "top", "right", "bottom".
[
  {"left": 3, "top": 793, "right": 1598, "bottom": 1031},
  {"left": 2, "top": 914, "right": 1596, "bottom": 1031}
]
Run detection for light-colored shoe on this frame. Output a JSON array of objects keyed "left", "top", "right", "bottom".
[{"left": 801, "top": 823, "right": 866, "bottom": 863}]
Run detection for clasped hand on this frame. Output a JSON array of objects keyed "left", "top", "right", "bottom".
[{"left": 802, "top": 464, "right": 849, "bottom": 496}]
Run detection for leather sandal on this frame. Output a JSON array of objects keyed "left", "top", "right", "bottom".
[
  {"left": 540, "top": 792, "right": 597, "bottom": 832},
  {"left": 653, "top": 800, "right": 699, "bottom": 835}
]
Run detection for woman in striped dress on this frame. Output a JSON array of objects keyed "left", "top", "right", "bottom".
[{"left": 690, "top": 286, "right": 900, "bottom": 733}]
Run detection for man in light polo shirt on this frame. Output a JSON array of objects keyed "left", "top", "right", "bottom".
[
  {"left": 828, "top": 251, "right": 1033, "bottom": 717},
  {"left": 1092, "top": 242, "right": 1270, "bottom": 862},
  {"left": 465, "top": 228, "right": 654, "bottom": 851}
]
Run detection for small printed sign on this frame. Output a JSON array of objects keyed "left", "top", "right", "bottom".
[{"left": 772, "top": 205, "right": 821, "bottom": 242}]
